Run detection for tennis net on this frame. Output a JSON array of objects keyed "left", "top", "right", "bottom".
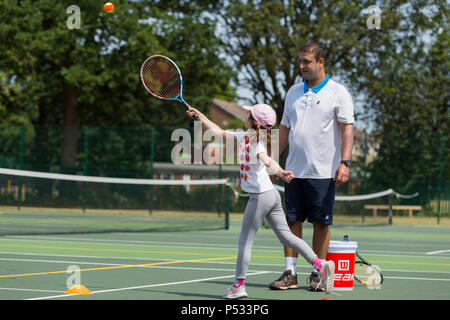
[
  {"left": 0, "top": 168, "right": 230, "bottom": 235},
  {"left": 271, "top": 185, "right": 420, "bottom": 225}
]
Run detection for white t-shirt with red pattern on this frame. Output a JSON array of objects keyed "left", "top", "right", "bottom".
[{"left": 235, "top": 131, "right": 274, "bottom": 194}]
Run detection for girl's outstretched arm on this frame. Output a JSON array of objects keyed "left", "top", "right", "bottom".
[{"left": 186, "top": 107, "right": 235, "bottom": 139}]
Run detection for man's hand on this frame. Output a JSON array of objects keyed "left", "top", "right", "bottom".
[{"left": 333, "top": 164, "right": 349, "bottom": 187}]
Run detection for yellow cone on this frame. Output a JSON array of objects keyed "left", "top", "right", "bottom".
[{"left": 65, "top": 285, "right": 92, "bottom": 295}]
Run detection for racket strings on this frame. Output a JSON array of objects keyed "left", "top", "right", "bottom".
[
  {"left": 354, "top": 262, "right": 383, "bottom": 285},
  {"left": 141, "top": 57, "right": 181, "bottom": 99}
]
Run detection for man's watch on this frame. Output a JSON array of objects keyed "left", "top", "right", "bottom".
[{"left": 340, "top": 160, "right": 351, "bottom": 167}]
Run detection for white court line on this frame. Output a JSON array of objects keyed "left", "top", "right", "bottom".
[
  {"left": 0, "top": 257, "right": 127, "bottom": 267},
  {"left": 4, "top": 237, "right": 449, "bottom": 259},
  {"left": 16, "top": 235, "right": 443, "bottom": 254},
  {"left": 2, "top": 253, "right": 450, "bottom": 274},
  {"left": 9, "top": 234, "right": 449, "bottom": 250},
  {"left": 26, "top": 271, "right": 271, "bottom": 300},
  {"left": 5, "top": 236, "right": 240, "bottom": 249},
  {"left": 426, "top": 249, "right": 450, "bottom": 255},
  {"left": 4, "top": 236, "right": 281, "bottom": 251},
  {"left": 0, "top": 251, "right": 242, "bottom": 267},
  {"left": 8, "top": 235, "right": 450, "bottom": 258},
  {"left": 0, "top": 251, "right": 179, "bottom": 262},
  {"left": 3, "top": 256, "right": 450, "bottom": 299},
  {"left": 0, "top": 257, "right": 238, "bottom": 273},
  {"left": 381, "top": 268, "right": 450, "bottom": 274},
  {"left": 330, "top": 291, "right": 343, "bottom": 297},
  {"left": 23, "top": 271, "right": 450, "bottom": 300},
  {"left": 384, "top": 276, "right": 450, "bottom": 281},
  {"left": 357, "top": 251, "right": 450, "bottom": 259},
  {"left": 0, "top": 287, "right": 62, "bottom": 293},
  {"left": 11, "top": 235, "right": 450, "bottom": 250}
]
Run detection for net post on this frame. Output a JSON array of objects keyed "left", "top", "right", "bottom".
[
  {"left": 17, "top": 125, "right": 24, "bottom": 211},
  {"left": 388, "top": 192, "right": 393, "bottom": 225},
  {"left": 225, "top": 180, "right": 230, "bottom": 230},
  {"left": 149, "top": 127, "right": 155, "bottom": 215},
  {"left": 82, "top": 126, "right": 88, "bottom": 213},
  {"left": 437, "top": 131, "right": 443, "bottom": 225},
  {"left": 217, "top": 164, "right": 222, "bottom": 217}
]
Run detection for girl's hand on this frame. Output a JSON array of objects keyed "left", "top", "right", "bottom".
[
  {"left": 186, "top": 107, "right": 201, "bottom": 120},
  {"left": 279, "top": 170, "right": 294, "bottom": 183},
  {"left": 269, "top": 175, "right": 279, "bottom": 183}
]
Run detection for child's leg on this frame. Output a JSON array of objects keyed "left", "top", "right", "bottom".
[
  {"left": 265, "top": 189, "right": 318, "bottom": 266},
  {"left": 235, "top": 193, "right": 271, "bottom": 280}
]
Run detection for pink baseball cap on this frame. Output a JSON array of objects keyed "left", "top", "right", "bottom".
[{"left": 242, "top": 104, "right": 277, "bottom": 129}]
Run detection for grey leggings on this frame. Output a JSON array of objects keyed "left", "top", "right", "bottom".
[{"left": 235, "top": 188, "right": 318, "bottom": 279}]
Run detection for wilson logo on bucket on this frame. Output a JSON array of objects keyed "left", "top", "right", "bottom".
[{"left": 338, "top": 260, "right": 350, "bottom": 271}]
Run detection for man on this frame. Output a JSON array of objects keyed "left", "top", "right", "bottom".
[{"left": 269, "top": 41, "right": 354, "bottom": 292}]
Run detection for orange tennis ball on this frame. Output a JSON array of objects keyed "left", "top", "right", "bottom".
[{"left": 104, "top": 2, "right": 114, "bottom": 13}]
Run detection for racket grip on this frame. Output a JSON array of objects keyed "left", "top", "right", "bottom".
[{"left": 183, "top": 102, "right": 199, "bottom": 120}]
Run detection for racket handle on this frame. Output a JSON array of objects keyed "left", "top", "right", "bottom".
[{"left": 183, "top": 101, "right": 199, "bottom": 120}]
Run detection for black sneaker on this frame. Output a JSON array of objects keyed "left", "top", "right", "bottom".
[{"left": 269, "top": 270, "right": 298, "bottom": 290}]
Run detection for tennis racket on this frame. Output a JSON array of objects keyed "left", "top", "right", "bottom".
[
  {"left": 343, "top": 235, "right": 383, "bottom": 287},
  {"left": 355, "top": 251, "right": 383, "bottom": 287},
  {"left": 140, "top": 54, "right": 198, "bottom": 119}
]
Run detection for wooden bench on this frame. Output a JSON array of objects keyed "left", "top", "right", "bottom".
[{"left": 364, "top": 205, "right": 422, "bottom": 218}]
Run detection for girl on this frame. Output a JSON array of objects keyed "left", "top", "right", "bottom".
[{"left": 186, "top": 104, "right": 334, "bottom": 299}]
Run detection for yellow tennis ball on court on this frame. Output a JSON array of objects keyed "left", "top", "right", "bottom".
[{"left": 104, "top": 2, "right": 115, "bottom": 13}]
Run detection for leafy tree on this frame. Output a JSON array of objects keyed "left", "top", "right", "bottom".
[
  {"left": 211, "top": 0, "right": 448, "bottom": 201},
  {"left": 0, "top": 0, "right": 236, "bottom": 172},
  {"left": 365, "top": 7, "right": 448, "bottom": 201},
  {"left": 213, "top": 0, "right": 384, "bottom": 121}
]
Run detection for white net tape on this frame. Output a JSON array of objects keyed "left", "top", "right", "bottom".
[
  {"left": 234, "top": 184, "right": 419, "bottom": 200},
  {"left": 0, "top": 168, "right": 228, "bottom": 186}
]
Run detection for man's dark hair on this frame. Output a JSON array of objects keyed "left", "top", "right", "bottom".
[{"left": 299, "top": 41, "right": 327, "bottom": 62}]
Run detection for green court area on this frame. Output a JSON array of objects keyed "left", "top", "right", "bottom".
[{"left": 0, "top": 217, "right": 449, "bottom": 301}]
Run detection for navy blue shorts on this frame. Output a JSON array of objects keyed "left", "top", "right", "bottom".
[{"left": 284, "top": 178, "right": 335, "bottom": 225}]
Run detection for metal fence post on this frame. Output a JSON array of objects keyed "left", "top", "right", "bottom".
[{"left": 362, "top": 130, "right": 368, "bottom": 194}]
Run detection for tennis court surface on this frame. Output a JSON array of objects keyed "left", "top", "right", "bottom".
[{"left": 1, "top": 217, "right": 449, "bottom": 301}]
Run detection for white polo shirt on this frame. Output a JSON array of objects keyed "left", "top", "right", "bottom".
[{"left": 280, "top": 75, "right": 354, "bottom": 179}]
